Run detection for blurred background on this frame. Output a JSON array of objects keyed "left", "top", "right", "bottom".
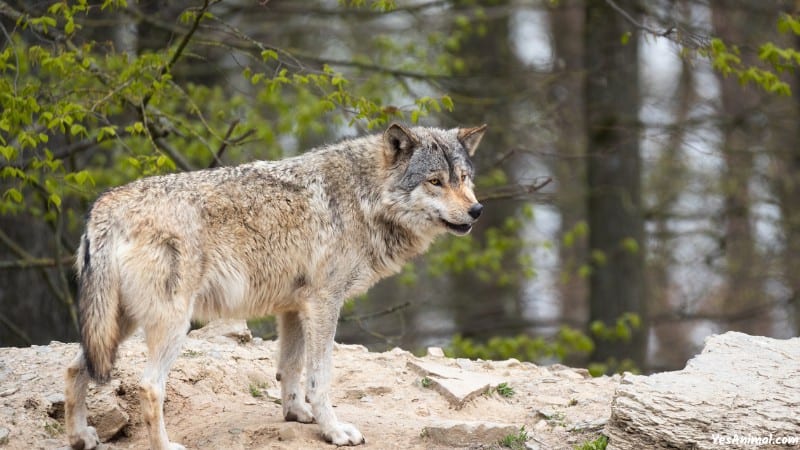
[{"left": 1, "top": 0, "right": 798, "bottom": 374}]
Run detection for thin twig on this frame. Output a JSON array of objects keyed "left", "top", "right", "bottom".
[
  {"left": 339, "top": 301, "right": 412, "bottom": 323},
  {"left": 142, "top": 0, "right": 216, "bottom": 108},
  {"left": 0, "top": 257, "right": 73, "bottom": 269},
  {"left": 478, "top": 177, "right": 553, "bottom": 203},
  {"left": 208, "top": 119, "right": 239, "bottom": 168}
]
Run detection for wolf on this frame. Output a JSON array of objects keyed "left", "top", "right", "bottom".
[{"left": 64, "top": 123, "right": 486, "bottom": 449}]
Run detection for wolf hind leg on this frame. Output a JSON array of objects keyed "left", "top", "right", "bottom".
[
  {"left": 304, "top": 299, "right": 365, "bottom": 446},
  {"left": 65, "top": 317, "right": 135, "bottom": 450},
  {"left": 140, "top": 312, "right": 190, "bottom": 450},
  {"left": 277, "top": 311, "right": 314, "bottom": 423},
  {"left": 65, "top": 350, "right": 101, "bottom": 449}
]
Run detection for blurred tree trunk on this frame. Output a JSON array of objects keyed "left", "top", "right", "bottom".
[
  {"left": 648, "top": 44, "right": 695, "bottom": 371},
  {"left": 767, "top": 17, "right": 800, "bottom": 335},
  {"left": 711, "top": 0, "right": 770, "bottom": 335},
  {"left": 442, "top": 0, "right": 528, "bottom": 340},
  {"left": 549, "top": 1, "right": 588, "bottom": 332},
  {"left": 584, "top": 0, "right": 647, "bottom": 368}
]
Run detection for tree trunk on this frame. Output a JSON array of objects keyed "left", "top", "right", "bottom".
[
  {"left": 584, "top": 0, "right": 647, "bottom": 368},
  {"left": 711, "top": 0, "right": 770, "bottom": 335},
  {"left": 549, "top": 0, "right": 588, "bottom": 333}
]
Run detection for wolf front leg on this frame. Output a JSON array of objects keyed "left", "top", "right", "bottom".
[
  {"left": 277, "top": 311, "right": 314, "bottom": 423},
  {"left": 304, "top": 300, "right": 365, "bottom": 446}
]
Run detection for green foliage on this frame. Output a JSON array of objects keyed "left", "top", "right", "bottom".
[
  {"left": 248, "top": 381, "right": 269, "bottom": 398},
  {"left": 589, "top": 312, "right": 641, "bottom": 343},
  {"left": 495, "top": 382, "right": 515, "bottom": 398},
  {"left": 499, "top": 426, "right": 528, "bottom": 450},
  {"left": 420, "top": 377, "right": 433, "bottom": 388},
  {"left": 575, "top": 435, "right": 608, "bottom": 450},
  {"left": 427, "top": 205, "right": 537, "bottom": 286},
  {"left": 446, "top": 327, "right": 594, "bottom": 364},
  {"left": 705, "top": 14, "right": 800, "bottom": 97}
]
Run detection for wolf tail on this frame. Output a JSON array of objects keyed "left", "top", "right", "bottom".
[{"left": 76, "top": 229, "right": 123, "bottom": 383}]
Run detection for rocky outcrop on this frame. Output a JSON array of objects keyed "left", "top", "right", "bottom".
[
  {"left": 1, "top": 323, "right": 796, "bottom": 450},
  {"left": 0, "top": 321, "right": 615, "bottom": 450},
  {"left": 606, "top": 332, "right": 800, "bottom": 450}
]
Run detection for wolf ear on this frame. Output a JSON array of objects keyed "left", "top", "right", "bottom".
[
  {"left": 384, "top": 123, "right": 418, "bottom": 163},
  {"left": 458, "top": 125, "right": 487, "bottom": 156}
]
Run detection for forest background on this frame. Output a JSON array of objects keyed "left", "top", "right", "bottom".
[{"left": 1, "top": 0, "right": 799, "bottom": 375}]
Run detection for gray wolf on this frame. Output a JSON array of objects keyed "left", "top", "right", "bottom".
[{"left": 64, "top": 123, "right": 486, "bottom": 449}]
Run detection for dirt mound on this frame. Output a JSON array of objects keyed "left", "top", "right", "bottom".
[{"left": 0, "top": 321, "right": 616, "bottom": 449}]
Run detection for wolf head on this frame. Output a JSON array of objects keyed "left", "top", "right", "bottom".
[{"left": 382, "top": 123, "right": 486, "bottom": 236}]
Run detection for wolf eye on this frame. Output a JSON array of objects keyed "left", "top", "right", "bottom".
[
  {"left": 428, "top": 178, "right": 442, "bottom": 186},
  {"left": 460, "top": 174, "right": 468, "bottom": 182}
]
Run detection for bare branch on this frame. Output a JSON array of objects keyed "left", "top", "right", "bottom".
[
  {"left": 477, "top": 177, "right": 553, "bottom": 203},
  {"left": 0, "top": 257, "right": 73, "bottom": 269}
]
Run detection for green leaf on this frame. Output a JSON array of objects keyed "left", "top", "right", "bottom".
[
  {"left": 620, "top": 237, "right": 639, "bottom": 254},
  {"left": 260, "top": 49, "right": 278, "bottom": 61},
  {"left": 441, "top": 95, "right": 454, "bottom": 112},
  {"left": 49, "top": 193, "right": 61, "bottom": 208},
  {"left": 620, "top": 31, "right": 631, "bottom": 45},
  {"left": 0, "top": 146, "right": 16, "bottom": 161},
  {"left": 4, "top": 188, "right": 23, "bottom": 204}
]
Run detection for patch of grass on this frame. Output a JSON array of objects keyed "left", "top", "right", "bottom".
[
  {"left": 547, "top": 410, "right": 567, "bottom": 427},
  {"left": 249, "top": 381, "right": 269, "bottom": 397},
  {"left": 499, "top": 426, "right": 528, "bottom": 450},
  {"left": 420, "top": 377, "right": 433, "bottom": 388},
  {"left": 44, "top": 420, "right": 64, "bottom": 437},
  {"left": 181, "top": 349, "right": 202, "bottom": 358},
  {"left": 575, "top": 435, "right": 608, "bottom": 450},
  {"left": 496, "top": 382, "right": 515, "bottom": 398}
]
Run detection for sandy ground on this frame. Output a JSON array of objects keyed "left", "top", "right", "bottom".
[{"left": 0, "top": 324, "right": 619, "bottom": 450}]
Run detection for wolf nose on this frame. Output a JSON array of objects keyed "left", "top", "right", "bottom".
[{"left": 468, "top": 203, "right": 483, "bottom": 219}]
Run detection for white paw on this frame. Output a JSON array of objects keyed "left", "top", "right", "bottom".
[
  {"left": 323, "top": 422, "right": 365, "bottom": 446},
  {"left": 69, "top": 426, "right": 100, "bottom": 450},
  {"left": 168, "top": 443, "right": 186, "bottom": 450},
  {"left": 284, "top": 401, "right": 314, "bottom": 423}
]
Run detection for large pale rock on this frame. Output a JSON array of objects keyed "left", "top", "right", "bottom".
[
  {"left": 607, "top": 332, "right": 800, "bottom": 450},
  {"left": 422, "top": 420, "right": 522, "bottom": 447},
  {"left": 88, "top": 391, "right": 130, "bottom": 441},
  {"left": 407, "top": 359, "right": 506, "bottom": 408}
]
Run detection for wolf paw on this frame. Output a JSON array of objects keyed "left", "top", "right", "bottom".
[
  {"left": 284, "top": 402, "right": 314, "bottom": 423},
  {"left": 322, "top": 422, "right": 365, "bottom": 446},
  {"left": 68, "top": 426, "right": 100, "bottom": 449}
]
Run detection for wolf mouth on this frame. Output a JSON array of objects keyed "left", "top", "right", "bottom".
[{"left": 442, "top": 219, "right": 472, "bottom": 234}]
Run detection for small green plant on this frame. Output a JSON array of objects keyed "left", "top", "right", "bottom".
[
  {"left": 496, "top": 382, "right": 515, "bottom": 398},
  {"left": 181, "top": 349, "right": 202, "bottom": 358},
  {"left": 499, "top": 426, "right": 528, "bottom": 450},
  {"left": 44, "top": 420, "right": 64, "bottom": 437},
  {"left": 249, "top": 381, "right": 269, "bottom": 397},
  {"left": 575, "top": 435, "right": 608, "bottom": 450},
  {"left": 420, "top": 377, "right": 433, "bottom": 388}
]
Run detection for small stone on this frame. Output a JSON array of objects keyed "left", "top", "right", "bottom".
[
  {"left": 188, "top": 319, "right": 252, "bottom": 344},
  {"left": 426, "top": 347, "right": 444, "bottom": 357},
  {"left": 0, "top": 426, "right": 9, "bottom": 445},
  {"left": 422, "top": 420, "right": 521, "bottom": 447},
  {"left": 278, "top": 423, "right": 302, "bottom": 441},
  {"left": 87, "top": 393, "right": 129, "bottom": 441}
]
